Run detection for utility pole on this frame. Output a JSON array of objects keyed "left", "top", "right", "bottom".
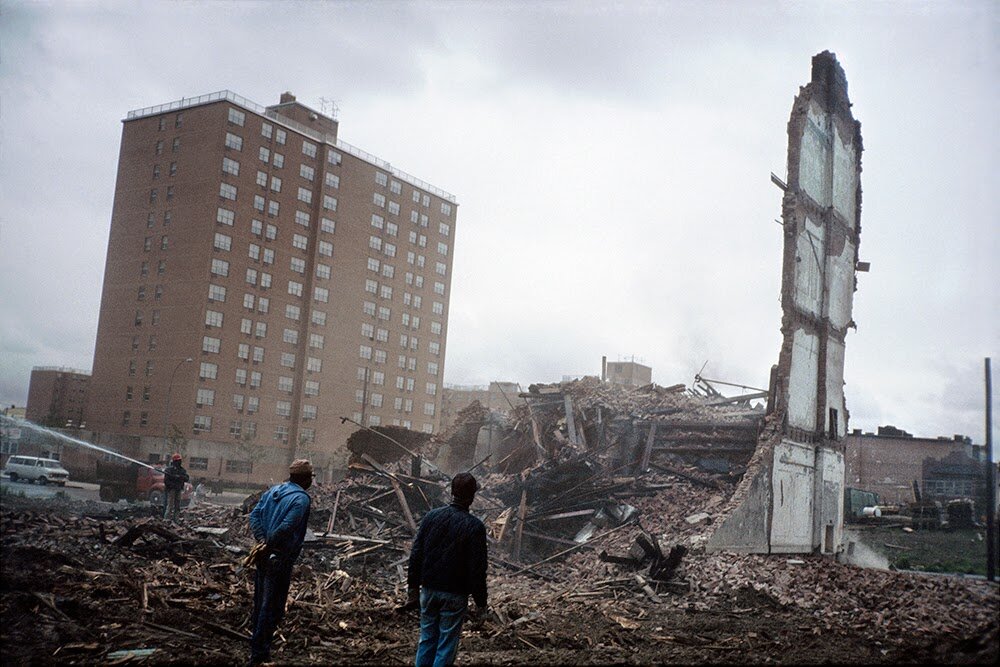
[{"left": 985, "top": 358, "right": 995, "bottom": 582}]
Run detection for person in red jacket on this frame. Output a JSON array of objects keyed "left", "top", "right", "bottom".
[{"left": 407, "top": 472, "right": 488, "bottom": 667}]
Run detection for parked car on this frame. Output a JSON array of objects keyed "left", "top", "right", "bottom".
[{"left": 3, "top": 456, "right": 71, "bottom": 486}]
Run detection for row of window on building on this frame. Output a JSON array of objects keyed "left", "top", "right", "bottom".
[
  {"left": 354, "top": 391, "right": 437, "bottom": 414},
  {"left": 223, "top": 108, "right": 451, "bottom": 234},
  {"left": 150, "top": 106, "right": 451, "bottom": 231},
  {"left": 351, "top": 411, "right": 434, "bottom": 433}
]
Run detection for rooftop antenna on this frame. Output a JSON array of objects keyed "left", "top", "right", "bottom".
[{"left": 318, "top": 97, "right": 339, "bottom": 120}]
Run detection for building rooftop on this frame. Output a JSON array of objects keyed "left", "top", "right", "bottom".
[
  {"left": 32, "top": 366, "right": 91, "bottom": 375},
  {"left": 125, "top": 90, "right": 456, "bottom": 204}
]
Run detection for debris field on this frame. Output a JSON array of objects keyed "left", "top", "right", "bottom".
[{"left": 2, "top": 379, "right": 997, "bottom": 665}]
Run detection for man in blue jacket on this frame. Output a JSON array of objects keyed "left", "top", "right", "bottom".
[
  {"left": 247, "top": 459, "right": 313, "bottom": 666},
  {"left": 407, "top": 472, "right": 488, "bottom": 667}
]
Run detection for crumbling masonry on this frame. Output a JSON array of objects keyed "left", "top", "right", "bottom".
[{"left": 708, "top": 51, "right": 864, "bottom": 554}]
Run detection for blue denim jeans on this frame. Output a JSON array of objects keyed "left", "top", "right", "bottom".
[
  {"left": 250, "top": 555, "right": 293, "bottom": 664},
  {"left": 416, "top": 588, "right": 468, "bottom": 667}
]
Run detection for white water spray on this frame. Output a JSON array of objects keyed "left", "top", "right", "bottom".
[{"left": 0, "top": 414, "right": 161, "bottom": 472}]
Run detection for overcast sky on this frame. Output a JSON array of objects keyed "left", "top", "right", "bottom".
[{"left": 0, "top": 1, "right": 996, "bottom": 444}]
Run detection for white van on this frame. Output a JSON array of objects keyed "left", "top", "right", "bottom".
[{"left": 3, "top": 456, "right": 70, "bottom": 486}]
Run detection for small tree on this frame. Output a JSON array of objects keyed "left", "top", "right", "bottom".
[
  {"left": 168, "top": 425, "right": 188, "bottom": 460},
  {"left": 236, "top": 430, "right": 268, "bottom": 486},
  {"left": 294, "top": 434, "right": 331, "bottom": 484},
  {"left": 42, "top": 413, "right": 63, "bottom": 429}
]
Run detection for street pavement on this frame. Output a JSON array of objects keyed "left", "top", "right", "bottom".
[
  {"left": 1, "top": 475, "right": 101, "bottom": 502},
  {"left": 1, "top": 473, "right": 249, "bottom": 509}
]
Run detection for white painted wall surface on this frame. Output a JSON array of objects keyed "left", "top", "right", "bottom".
[
  {"left": 832, "top": 124, "right": 857, "bottom": 224},
  {"left": 813, "top": 447, "right": 845, "bottom": 552},
  {"left": 798, "top": 104, "right": 832, "bottom": 206},
  {"left": 787, "top": 329, "right": 819, "bottom": 430},
  {"left": 825, "top": 339, "right": 848, "bottom": 438},
  {"left": 770, "top": 439, "right": 816, "bottom": 552},
  {"left": 825, "top": 239, "right": 855, "bottom": 330},
  {"left": 793, "top": 215, "right": 824, "bottom": 317}
]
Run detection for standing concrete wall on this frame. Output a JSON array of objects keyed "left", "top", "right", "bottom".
[{"left": 709, "top": 51, "right": 862, "bottom": 555}]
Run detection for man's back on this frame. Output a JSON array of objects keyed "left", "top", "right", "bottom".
[
  {"left": 249, "top": 481, "right": 311, "bottom": 560},
  {"left": 408, "top": 503, "right": 487, "bottom": 606}
]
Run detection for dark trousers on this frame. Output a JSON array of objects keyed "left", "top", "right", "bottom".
[
  {"left": 250, "top": 556, "right": 293, "bottom": 664},
  {"left": 163, "top": 488, "right": 182, "bottom": 522}
]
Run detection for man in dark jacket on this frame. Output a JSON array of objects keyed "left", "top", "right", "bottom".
[
  {"left": 248, "top": 459, "right": 313, "bottom": 666},
  {"left": 162, "top": 453, "right": 189, "bottom": 522},
  {"left": 407, "top": 472, "right": 487, "bottom": 667}
]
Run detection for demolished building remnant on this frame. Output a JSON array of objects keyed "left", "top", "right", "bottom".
[
  {"left": 345, "top": 425, "right": 432, "bottom": 466},
  {"left": 439, "top": 382, "right": 522, "bottom": 433},
  {"left": 708, "top": 51, "right": 864, "bottom": 554},
  {"left": 4, "top": 441, "right": 996, "bottom": 665},
  {"left": 424, "top": 375, "right": 767, "bottom": 565},
  {"left": 3, "top": 365, "right": 997, "bottom": 664}
]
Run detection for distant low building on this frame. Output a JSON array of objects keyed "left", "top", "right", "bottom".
[
  {"left": 1, "top": 406, "right": 28, "bottom": 460},
  {"left": 25, "top": 367, "right": 91, "bottom": 428},
  {"left": 602, "top": 358, "right": 652, "bottom": 388},
  {"left": 2, "top": 405, "right": 27, "bottom": 420},
  {"left": 844, "top": 425, "right": 988, "bottom": 509}
]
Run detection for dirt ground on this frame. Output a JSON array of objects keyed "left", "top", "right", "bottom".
[{"left": 2, "top": 492, "right": 997, "bottom": 666}]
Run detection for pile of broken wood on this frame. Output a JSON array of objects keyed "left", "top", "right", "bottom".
[{"left": 2, "top": 379, "right": 997, "bottom": 663}]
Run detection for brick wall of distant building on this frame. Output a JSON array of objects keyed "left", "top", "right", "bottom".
[
  {"left": 25, "top": 368, "right": 90, "bottom": 428},
  {"left": 843, "top": 426, "right": 986, "bottom": 505}
]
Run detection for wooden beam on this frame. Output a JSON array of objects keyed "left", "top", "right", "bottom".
[
  {"left": 512, "top": 521, "right": 635, "bottom": 576},
  {"left": 634, "top": 574, "right": 662, "bottom": 604},
  {"left": 705, "top": 391, "right": 769, "bottom": 406},
  {"left": 390, "top": 477, "right": 418, "bottom": 534},
  {"left": 564, "top": 395, "right": 578, "bottom": 445},
  {"left": 314, "top": 533, "right": 392, "bottom": 545},
  {"left": 521, "top": 529, "right": 597, "bottom": 548},
  {"left": 495, "top": 507, "right": 513, "bottom": 546},
  {"left": 327, "top": 489, "right": 341, "bottom": 534},
  {"left": 649, "top": 461, "right": 723, "bottom": 489},
  {"left": 513, "top": 489, "right": 527, "bottom": 560},
  {"left": 651, "top": 445, "right": 756, "bottom": 453},
  {"left": 528, "top": 509, "right": 595, "bottom": 522},
  {"left": 639, "top": 422, "right": 656, "bottom": 473},
  {"left": 643, "top": 419, "right": 761, "bottom": 430}
]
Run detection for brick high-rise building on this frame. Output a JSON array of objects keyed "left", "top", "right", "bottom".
[
  {"left": 25, "top": 367, "right": 91, "bottom": 428},
  {"left": 87, "top": 91, "right": 457, "bottom": 481}
]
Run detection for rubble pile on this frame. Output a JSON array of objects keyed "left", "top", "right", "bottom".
[
  {"left": 3, "top": 472, "right": 998, "bottom": 665},
  {"left": 438, "top": 377, "right": 766, "bottom": 481},
  {"left": 2, "top": 381, "right": 997, "bottom": 664}
]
